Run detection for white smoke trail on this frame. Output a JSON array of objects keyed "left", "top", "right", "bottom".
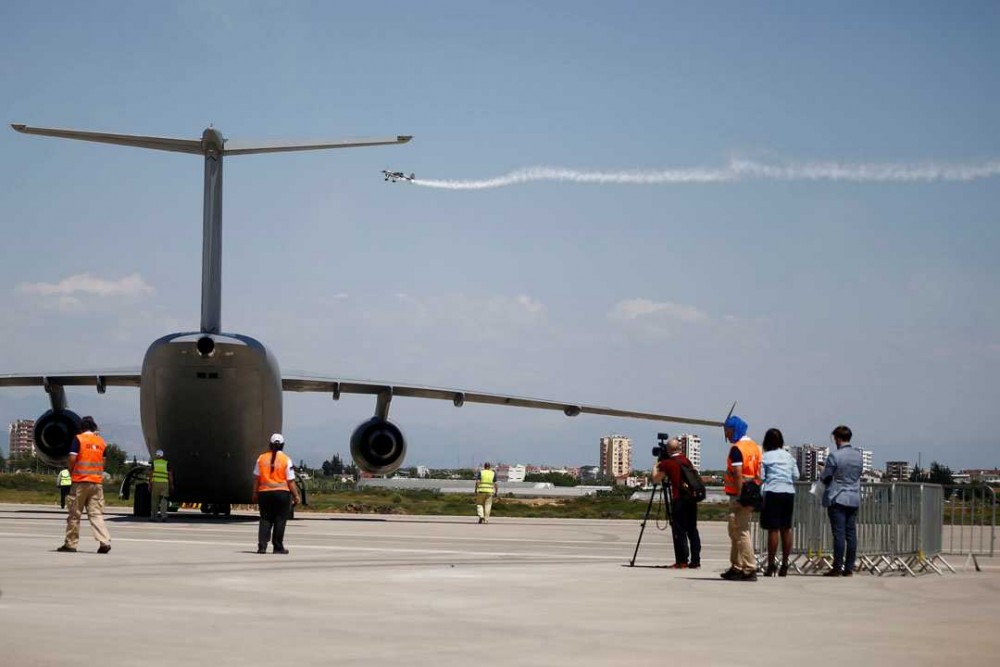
[{"left": 411, "top": 158, "right": 1000, "bottom": 190}]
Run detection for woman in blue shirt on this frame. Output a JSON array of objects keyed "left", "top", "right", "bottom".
[{"left": 760, "top": 428, "right": 800, "bottom": 576}]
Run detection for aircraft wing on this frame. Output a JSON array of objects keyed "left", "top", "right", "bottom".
[
  {"left": 0, "top": 371, "right": 142, "bottom": 391},
  {"left": 281, "top": 374, "right": 724, "bottom": 427}
]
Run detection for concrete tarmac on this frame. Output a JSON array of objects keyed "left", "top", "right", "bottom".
[{"left": 1, "top": 503, "right": 997, "bottom": 666}]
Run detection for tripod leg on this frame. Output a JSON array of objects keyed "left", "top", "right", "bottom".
[{"left": 629, "top": 483, "right": 661, "bottom": 567}]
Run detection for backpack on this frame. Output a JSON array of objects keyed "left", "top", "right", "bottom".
[{"left": 678, "top": 461, "right": 707, "bottom": 502}]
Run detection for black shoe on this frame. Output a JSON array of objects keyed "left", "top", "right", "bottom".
[
  {"left": 842, "top": 570, "right": 854, "bottom": 577},
  {"left": 823, "top": 568, "right": 843, "bottom": 577},
  {"left": 778, "top": 562, "right": 789, "bottom": 577},
  {"left": 688, "top": 563, "right": 701, "bottom": 569},
  {"left": 56, "top": 544, "right": 76, "bottom": 553},
  {"left": 740, "top": 570, "right": 758, "bottom": 582},
  {"left": 720, "top": 568, "right": 741, "bottom": 580},
  {"left": 257, "top": 547, "right": 267, "bottom": 554},
  {"left": 764, "top": 563, "right": 777, "bottom": 577},
  {"left": 97, "top": 543, "right": 111, "bottom": 554},
  {"left": 273, "top": 547, "right": 289, "bottom": 554}
]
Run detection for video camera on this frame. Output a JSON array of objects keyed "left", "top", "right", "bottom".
[{"left": 651, "top": 432, "right": 671, "bottom": 460}]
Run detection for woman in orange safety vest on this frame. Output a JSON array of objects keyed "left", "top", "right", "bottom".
[{"left": 252, "top": 433, "right": 301, "bottom": 554}]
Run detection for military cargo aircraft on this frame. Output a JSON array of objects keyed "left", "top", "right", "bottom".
[{"left": 1, "top": 124, "right": 723, "bottom": 516}]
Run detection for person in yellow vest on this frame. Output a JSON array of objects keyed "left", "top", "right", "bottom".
[
  {"left": 474, "top": 462, "right": 497, "bottom": 524},
  {"left": 56, "top": 467, "right": 72, "bottom": 509},
  {"left": 720, "top": 415, "right": 761, "bottom": 581},
  {"left": 251, "top": 433, "right": 300, "bottom": 554},
  {"left": 147, "top": 449, "right": 174, "bottom": 522},
  {"left": 57, "top": 416, "right": 111, "bottom": 554}
]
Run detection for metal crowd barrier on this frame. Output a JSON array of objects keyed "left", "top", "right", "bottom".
[
  {"left": 750, "top": 482, "right": 957, "bottom": 576},
  {"left": 942, "top": 484, "right": 996, "bottom": 571}
]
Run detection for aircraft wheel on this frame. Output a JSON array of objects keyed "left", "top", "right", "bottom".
[
  {"left": 133, "top": 483, "right": 151, "bottom": 518},
  {"left": 221, "top": 504, "right": 231, "bottom": 516},
  {"left": 200, "top": 504, "right": 212, "bottom": 514}
]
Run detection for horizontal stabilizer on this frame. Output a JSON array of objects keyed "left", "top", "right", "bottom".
[
  {"left": 223, "top": 135, "right": 412, "bottom": 156},
  {"left": 11, "top": 124, "right": 203, "bottom": 154}
]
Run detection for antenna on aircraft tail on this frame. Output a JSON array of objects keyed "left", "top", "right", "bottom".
[{"left": 11, "top": 124, "right": 411, "bottom": 333}]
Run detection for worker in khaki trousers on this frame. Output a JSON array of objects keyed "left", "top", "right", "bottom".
[
  {"left": 58, "top": 416, "right": 111, "bottom": 554},
  {"left": 474, "top": 462, "right": 497, "bottom": 524}
]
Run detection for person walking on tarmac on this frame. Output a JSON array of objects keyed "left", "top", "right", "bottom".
[
  {"left": 57, "top": 416, "right": 111, "bottom": 554},
  {"left": 474, "top": 462, "right": 497, "bottom": 524},
  {"left": 721, "top": 415, "right": 762, "bottom": 581},
  {"left": 148, "top": 449, "right": 174, "bottom": 522},
  {"left": 56, "top": 467, "right": 72, "bottom": 509},
  {"left": 252, "top": 433, "right": 300, "bottom": 554}
]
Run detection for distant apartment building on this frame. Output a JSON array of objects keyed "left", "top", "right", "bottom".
[
  {"left": 8, "top": 419, "right": 35, "bottom": 458},
  {"left": 961, "top": 469, "right": 1000, "bottom": 484},
  {"left": 857, "top": 448, "right": 874, "bottom": 474},
  {"left": 495, "top": 464, "right": 526, "bottom": 483},
  {"left": 579, "top": 465, "right": 601, "bottom": 482},
  {"left": 792, "top": 444, "right": 828, "bottom": 481},
  {"left": 678, "top": 433, "right": 702, "bottom": 472},
  {"left": 415, "top": 465, "right": 430, "bottom": 478},
  {"left": 885, "top": 461, "right": 913, "bottom": 481},
  {"left": 600, "top": 434, "right": 632, "bottom": 481}
]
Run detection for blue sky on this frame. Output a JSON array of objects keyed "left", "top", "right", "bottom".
[{"left": 1, "top": 1, "right": 998, "bottom": 470}]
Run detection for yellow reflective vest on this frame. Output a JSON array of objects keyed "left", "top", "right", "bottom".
[
  {"left": 152, "top": 458, "right": 169, "bottom": 483},
  {"left": 476, "top": 469, "right": 496, "bottom": 494}
]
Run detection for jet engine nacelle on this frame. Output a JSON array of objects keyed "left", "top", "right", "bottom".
[
  {"left": 33, "top": 409, "right": 82, "bottom": 467},
  {"left": 350, "top": 417, "right": 407, "bottom": 476}
]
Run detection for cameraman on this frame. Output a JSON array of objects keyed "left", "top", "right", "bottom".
[{"left": 651, "top": 438, "right": 701, "bottom": 569}]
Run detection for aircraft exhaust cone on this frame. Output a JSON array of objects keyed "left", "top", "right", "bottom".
[{"left": 196, "top": 336, "right": 216, "bottom": 357}]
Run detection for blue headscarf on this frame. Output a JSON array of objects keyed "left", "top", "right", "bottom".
[{"left": 724, "top": 415, "right": 748, "bottom": 443}]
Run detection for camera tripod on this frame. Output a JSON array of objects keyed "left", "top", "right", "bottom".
[{"left": 627, "top": 481, "right": 672, "bottom": 567}]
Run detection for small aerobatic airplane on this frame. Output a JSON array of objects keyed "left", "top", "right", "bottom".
[
  {"left": 1, "top": 124, "right": 723, "bottom": 516},
  {"left": 382, "top": 169, "right": 415, "bottom": 182}
]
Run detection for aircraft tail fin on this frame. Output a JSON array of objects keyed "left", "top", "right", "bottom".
[
  {"left": 223, "top": 135, "right": 412, "bottom": 156},
  {"left": 11, "top": 124, "right": 203, "bottom": 154}
]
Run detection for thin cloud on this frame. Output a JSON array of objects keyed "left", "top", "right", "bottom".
[
  {"left": 16, "top": 273, "right": 154, "bottom": 298},
  {"left": 609, "top": 298, "right": 708, "bottom": 324}
]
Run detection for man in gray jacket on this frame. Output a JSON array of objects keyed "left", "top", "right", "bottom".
[{"left": 822, "top": 425, "right": 863, "bottom": 576}]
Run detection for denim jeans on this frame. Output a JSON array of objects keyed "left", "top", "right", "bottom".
[{"left": 827, "top": 503, "right": 858, "bottom": 573}]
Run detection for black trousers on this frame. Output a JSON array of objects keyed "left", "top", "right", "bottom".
[
  {"left": 59, "top": 485, "right": 71, "bottom": 509},
  {"left": 670, "top": 497, "right": 702, "bottom": 566},
  {"left": 258, "top": 491, "right": 291, "bottom": 549}
]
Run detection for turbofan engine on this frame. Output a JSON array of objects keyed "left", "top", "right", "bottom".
[
  {"left": 33, "top": 409, "right": 82, "bottom": 467},
  {"left": 350, "top": 417, "right": 407, "bottom": 475}
]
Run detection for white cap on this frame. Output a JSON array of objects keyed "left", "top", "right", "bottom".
[
  {"left": 154, "top": 449, "right": 164, "bottom": 457},
  {"left": 269, "top": 433, "right": 285, "bottom": 445}
]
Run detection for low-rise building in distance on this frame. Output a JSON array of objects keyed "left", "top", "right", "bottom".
[
  {"left": 495, "top": 464, "right": 526, "bottom": 483},
  {"left": 885, "top": 460, "right": 913, "bottom": 481}
]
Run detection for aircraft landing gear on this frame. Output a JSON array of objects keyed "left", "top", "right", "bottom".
[
  {"left": 199, "top": 503, "right": 232, "bottom": 516},
  {"left": 133, "top": 482, "right": 151, "bottom": 518}
]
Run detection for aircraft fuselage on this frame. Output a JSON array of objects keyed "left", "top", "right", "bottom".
[{"left": 140, "top": 333, "right": 282, "bottom": 504}]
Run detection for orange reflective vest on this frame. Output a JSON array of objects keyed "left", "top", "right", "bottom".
[
  {"left": 256, "top": 451, "right": 291, "bottom": 493},
  {"left": 723, "top": 437, "right": 762, "bottom": 496},
  {"left": 71, "top": 432, "right": 107, "bottom": 484}
]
